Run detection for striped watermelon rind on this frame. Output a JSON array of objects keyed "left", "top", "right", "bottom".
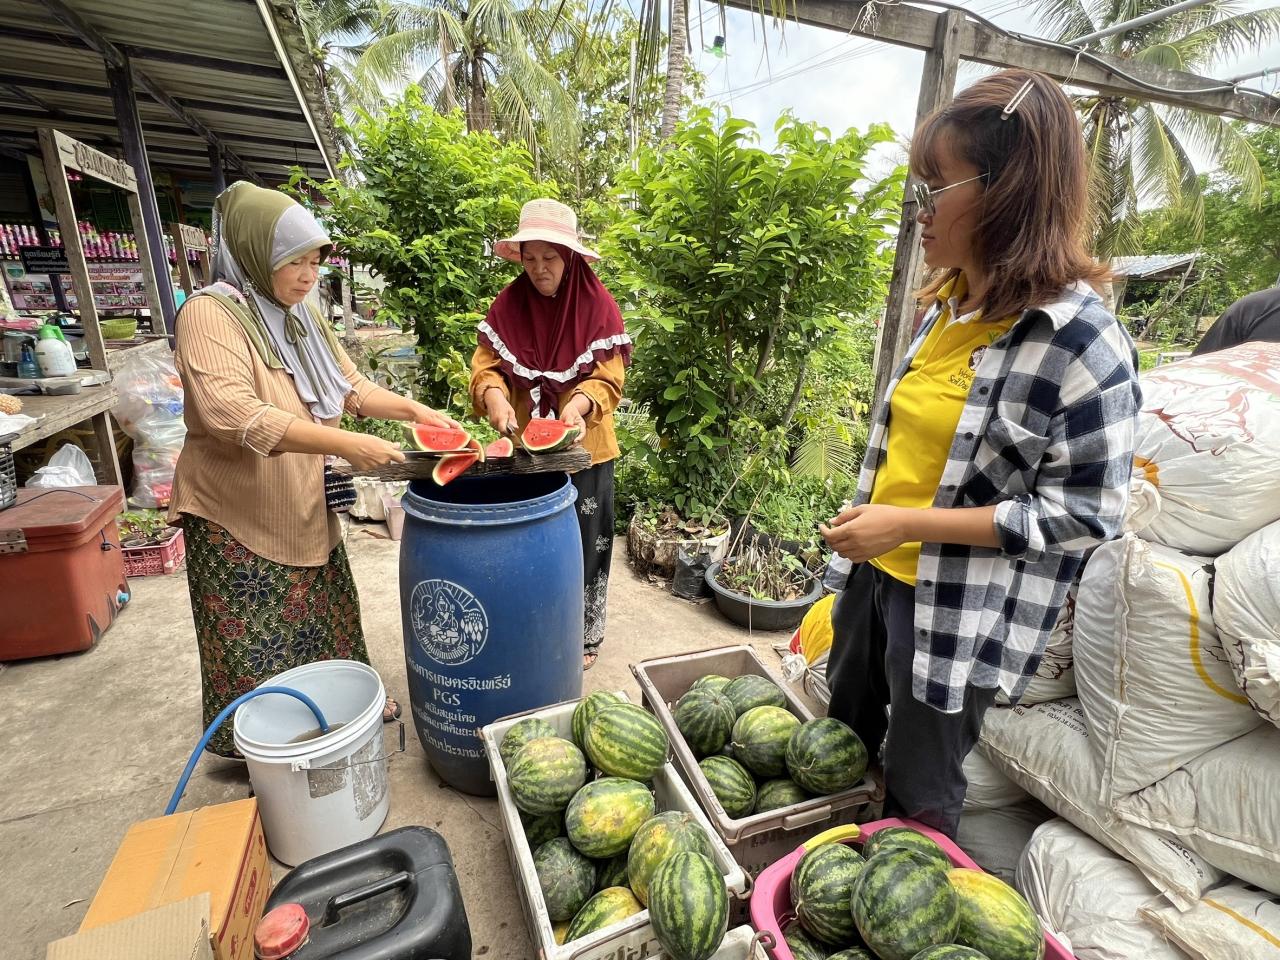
[
  {"left": 508, "top": 737, "right": 588, "bottom": 816},
  {"left": 785, "top": 717, "right": 869, "bottom": 795},
  {"left": 593, "top": 853, "right": 629, "bottom": 891},
  {"left": 563, "top": 886, "right": 642, "bottom": 943},
  {"left": 828, "top": 950, "right": 877, "bottom": 960},
  {"left": 673, "top": 689, "right": 736, "bottom": 757},
  {"left": 948, "top": 868, "right": 1045, "bottom": 960},
  {"left": 648, "top": 851, "right": 729, "bottom": 960},
  {"left": 521, "top": 811, "right": 562, "bottom": 848},
  {"left": 572, "top": 691, "right": 625, "bottom": 749},
  {"left": 533, "top": 837, "right": 596, "bottom": 922},
  {"left": 730, "top": 705, "right": 800, "bottom": 778},
  {"left": 500, "top": 717, "right": 559, "bottom": 767},
  {"left": 689, "top": 674, "right": 732, "bottom": 695},
  {"left": 908, "top": 946, "right": 992, "bottom": 960},
  {"left": 626, "top": 811, "right": 715, "bottom": 906},
  {"left": 782, "top": 922, "right": 828, "bottom": 960},
  {"left": 851, "top": 850, "right": 960, "bottom": 960},
  {"left": 584, "top": 703, "right": 669, "bottom": 781},
  {"left": 790, "top": 842, "right": 866, "bottom": 945},
  {"left": 862, "top": 827, "right": 953, "bottom": 871},
  {"left": 565, "top": 777, "right": 656, "bottom": 858},
  {"left": 723, "top": 674, "right": 787, "bottom": 716},
  {"left": 698, "top": 755, "right": 756, "bottom": 819},
  {"left": 754, "top": 778, "right": 811, "bottom": 814},
  {"left": 553, "top": 921, "right": 570, "bottom": 946}
]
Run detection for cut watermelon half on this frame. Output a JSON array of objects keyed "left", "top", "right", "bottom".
[
  {"left": 405, "top": 424, "right": 471, "bottom": 453},
  {"left": 432, "top": 451, "right": 480, "bottom": 485},
  {"left": 466, "top": 437, "right": 485, "bottom": 462},
  {"left": 485, "top": 437, "right": 515, "bottom": 458},
  {"left": 520, "top": 419, "right": 582, "bottom": 454}
]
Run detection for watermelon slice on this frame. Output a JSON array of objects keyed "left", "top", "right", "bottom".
[
  {"left": 485, "top": 437, "right": 515, "bottom": 458},
  {"left": 432, "top": 451, "right": 480, "bottom": 485},
  {"left": 405, "top": 424, "right": 471, "bottom": 453},
  {"left": 521, "top": 420, "right": 582, "bottom": 454},
  {"left": 467, "top": 437, "right": 485, "bottom": 462}
]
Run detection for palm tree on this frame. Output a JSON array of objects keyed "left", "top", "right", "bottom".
[
  {"left": 298, "top": 0, "right": 384, "bottom": 118},
  {"left": 1030, "top": 0, "right": 1280, "bottom": 255},
  {"left": 659, "top": 0, "right": 687, "bottom": 138}
]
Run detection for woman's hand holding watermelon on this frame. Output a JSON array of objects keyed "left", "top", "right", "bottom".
[
  {"left": 340, "top": 432, "right": 406, "bottom": 470},
  {"left": 407, "top": 400, "right": 462, "bottom": 431},
  {"left": 559, "top": 395, "right": 591, "bottom": 445}
]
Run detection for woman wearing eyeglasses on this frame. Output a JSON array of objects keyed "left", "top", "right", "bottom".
[{"left": 820, "top": 69, "right": 1141, "bottom": 837}]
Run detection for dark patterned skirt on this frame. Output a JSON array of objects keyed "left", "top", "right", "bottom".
[
  {"left": 571, "top": 460, "right": 615, "bottom": 653},
  {"left": 182, "top": 514, "right": 370, "bottom": 756}
]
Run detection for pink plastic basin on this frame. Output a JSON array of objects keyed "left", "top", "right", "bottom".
[{"left": 749, "top": 817, "right": 1075, "bottom": 960}]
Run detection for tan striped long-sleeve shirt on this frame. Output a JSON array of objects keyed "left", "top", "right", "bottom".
[{"left": 167, "top": 295, "right": 377, "bottom": 567}]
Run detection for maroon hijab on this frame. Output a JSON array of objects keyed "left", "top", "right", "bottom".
[{"left": 479, "top": 244, "right": 632, "bottom": 417}]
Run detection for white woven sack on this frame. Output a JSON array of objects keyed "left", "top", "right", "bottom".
[
  {"left": 1130, "top": 341, "right": 1280, "bottom": 556},
  {"left": 963, "top": 747, "right": 1029, "bottom": 810},
  {"left": 1073, "top": 534, "right": 1261, "bottom": 804},
  {"left": 998, "top": 585, "right": 1077, "bottom": 706},
  {"left": 1116, "top": 725, "right": 1280, "bottom": 895},
  {"left": 1214, "top": 519, "right": 1280, "bottom": 727},
  {"left": 1016, "top": 818, "right": 1189, "bottom": 960},
  {"left": 1143, "top": 881, "right": 1280, "bottom": 960},
  {"left": 979, "top": 699, "right": 1222, "bottom": 909}
]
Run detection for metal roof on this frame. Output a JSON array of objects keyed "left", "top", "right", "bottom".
[
  {"left": 1110, "top": 253, "right": 1199, "bottom": 279},
  {"left": 0, "top": 0, "right": 341, "bottom": 182}
]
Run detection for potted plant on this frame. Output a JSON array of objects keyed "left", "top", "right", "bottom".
[
  {"left": 118, "top": 509, "right": 185, "bottom": 576},
  {"left": 705, "top": 533, "right": 822, "bottom": 632}
]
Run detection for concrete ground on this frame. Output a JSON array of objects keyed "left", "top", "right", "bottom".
[{"left": 0, "top": 527, "right": 794, "bottom": 959}]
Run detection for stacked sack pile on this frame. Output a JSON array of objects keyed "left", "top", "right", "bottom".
[{"left": 968, "top": 341, "right": 1280, "bottom": 960}]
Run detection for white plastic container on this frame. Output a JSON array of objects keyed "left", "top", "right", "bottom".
[
  {"left": 35, "top": 326, "right": 77, "bottom": 377},
  {"left": 481, "top": 693, "right": 751, "bottom": 960},
  {"left": 234, "top": 659, "right": 391, "bottom": 866}
]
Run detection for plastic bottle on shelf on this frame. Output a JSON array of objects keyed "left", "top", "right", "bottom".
[{"left": 35, "top": 322, "right": 77, "bottom": 377}]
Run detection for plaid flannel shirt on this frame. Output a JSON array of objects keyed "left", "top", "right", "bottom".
[{"left": 856, "top": 280, "right": 1141, "bottom": 712}]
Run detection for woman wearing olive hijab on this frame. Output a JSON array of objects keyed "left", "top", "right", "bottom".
[{"left": 169, "top": 182, "right": 455, "bottom": 757}]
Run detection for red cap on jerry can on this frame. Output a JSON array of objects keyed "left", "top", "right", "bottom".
[{"left": 254, "top": 903, "right": 310, "bottom": 959}]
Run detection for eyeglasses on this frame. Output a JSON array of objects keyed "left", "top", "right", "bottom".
[{"left": 910, "top": 174, "right": 988, "bottom": 217}]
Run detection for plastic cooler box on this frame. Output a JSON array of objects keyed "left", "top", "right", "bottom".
[
  {"left": 750, "top": 819, "right": 1076, "bottom": 960},
  {"left": 480, "top": 692, "right": 751, "bottom": 960},
  {"left": 0, "top": 485, "right": 128, "bottom": 660},
  {"left": 632, "top": 644, "right": 883, "bottom": 876}
]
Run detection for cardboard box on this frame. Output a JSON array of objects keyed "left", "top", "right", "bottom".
[
  {"left": 78, "top": 799, "right": 271, "bottom": 960},
  {"left": 48, "top": 894, "right": 214, "bottom": 960}
]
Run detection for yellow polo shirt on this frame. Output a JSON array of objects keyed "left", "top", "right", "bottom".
[{"left": 869, "top": 276, "right": 1016, "bottom": 585}]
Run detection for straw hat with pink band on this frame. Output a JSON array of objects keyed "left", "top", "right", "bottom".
[{"left": 493, "top": 199, "right": 601, "bottom": 263}]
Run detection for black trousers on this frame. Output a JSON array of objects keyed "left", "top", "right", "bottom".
[
  {"left": 826, "top": 562, "right": 997, "bottom": 838},
  {"left": 571, "top": 460, "right": 615, "bottom": 653}
]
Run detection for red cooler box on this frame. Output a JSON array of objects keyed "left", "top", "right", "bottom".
[{"left": 0, "top": 485, "right": 129, "bottom": 660}]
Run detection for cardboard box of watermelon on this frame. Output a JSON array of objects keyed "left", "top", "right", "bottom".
[
  {"left": 750, "top": 820, "right": 1075, "bottom": 960},
  {"left": 481, "top": 692, "right": 760, "bottom": 960}
]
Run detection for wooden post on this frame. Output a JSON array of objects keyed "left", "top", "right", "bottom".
[
  {"left": 872, "top": 9, "right": 963, "bottom": 410},
  {"left": 169, "top": 221, "right": 210, "bottom": 296}
]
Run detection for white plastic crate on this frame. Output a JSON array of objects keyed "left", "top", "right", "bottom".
[{"left": 481, "top": 693, "right": 752, "bottom": 960}]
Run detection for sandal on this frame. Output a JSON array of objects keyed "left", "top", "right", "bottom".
[
  {"left": 383, "top": 697, "right": 402, "bottom": 723},
  {"left": 583, "top": 651, "right": 599, "bottom": 671}
]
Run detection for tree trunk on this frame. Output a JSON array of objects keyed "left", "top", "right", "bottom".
[
  {"left": 468, "top": 56, "right": 492, "bottom": 131},
  {"left": 659, "top": 0, "right": 687, "bottom": 140}
]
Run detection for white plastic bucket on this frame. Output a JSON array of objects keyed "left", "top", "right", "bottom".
[{"left": 233, "top": 659, "right": 391, "bottom": 866}]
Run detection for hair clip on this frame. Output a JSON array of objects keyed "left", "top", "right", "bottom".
[{"left": 1001, "top": 78, "right": 1035, "bottom": 120}]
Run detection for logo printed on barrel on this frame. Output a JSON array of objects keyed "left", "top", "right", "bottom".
[{"left": 410, "top": 579, "right": 489, "bottom": 665}]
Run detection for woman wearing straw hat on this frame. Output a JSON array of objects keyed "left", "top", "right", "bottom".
[
  {"left": 170, "top": 182, "right": 459, "bottom": 755},
  {"left": 471, "top": 199, "right": 633, "bottom": 671}
]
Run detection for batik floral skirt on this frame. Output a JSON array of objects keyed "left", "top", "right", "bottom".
[
  {"left": 182, "top": 514, "right": 370, "bottom": 756},
  {"left": 571, "top": 460, "right": 615, "bottom": 653}
]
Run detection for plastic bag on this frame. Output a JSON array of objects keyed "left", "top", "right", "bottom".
[
  {"left": 26, "top": 443, "right": 95, "bottom": 488},
  {"left": 113, "top": 351, "right": 186, "bottom": 508},
  {"left": 672, "top": 544, "right": 714, "bottom": 600}
]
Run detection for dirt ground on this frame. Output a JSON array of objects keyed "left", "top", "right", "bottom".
[{"left": 0, "top": 525, "right": 797, "bottom": 959}]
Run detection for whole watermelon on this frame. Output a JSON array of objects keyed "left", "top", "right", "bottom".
[
  {"left": 521, "top": 811, "right": 562, "bottom": 847},
  {"left": 673, "top": 689, "right": 736, "bottom": 756},
  {"left": 910, "top": 947, "right": 992, "bottom": 960},
  {"left": 782, "top": 922, "right": 828, "bottom": 960},
  {"left": 499, "top": 716, "right": 559, "bottom": 767},
  {"left": 627, "top": 811, "right": 715, "bottom": 905},
  {"left": 754, "top": 778, "right": 811, "bottom": 813},
  {"left": 648, "top": 851, "right": 728, "bottom": 960},
  {"left": 572, "top": 691, "right": 625, "bottom": 749},
  {"left": 593, "top": 853, "right": 629, "bottom": 891},
  {"left": 552, "top": 921, "right": 570, "bottom": 946},
  {"left": 690, "top": 674, "right": 732, "bottom": 695},
  {"left": 790, "top": 842, "right": 866, "bottom": 945},
  {"left": 948, "top": 868, "right": 1045, "bottom": 960},
  {"left": 730, "top": 705, "right": 800, "bottom": 778},
  {"left": 851, "top": 850, "right": 960, "bottom": 960},
  {"left": 698, "top": 755, "right": 756, "bottom": 818},
  {"left": 724, "top": 674, "right": 787, "bottom": 716},
  {"left": 584, "top": 703, "right": 669, "bottom": 781},
  {"left": 564, "top": 886, "right": 642, "bottom": 942},
  {"left": 829, "top": 950, "right": 877, "bottom": 960},
  {"left": 862, "top": 827, "right": 952, "bottom": 871},
  {"left": 785, "top": 717, "right": 868, "bottom": 795},
  {"left": 508, "top": 737, "right": 587, "bottom": 815},
  {"left": 566, "top": 777, "right": 655, "bottom": 857},
  {"left": 533, "top": 838, "right": 596, "bottom": 921}
]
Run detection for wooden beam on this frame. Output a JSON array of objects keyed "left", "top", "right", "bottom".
[
  {"left": 722, "top": 0, "right": 1280, "bottom": 126},
  {"left": 873, "top": 8, "right": 963, "bottom": 412}
]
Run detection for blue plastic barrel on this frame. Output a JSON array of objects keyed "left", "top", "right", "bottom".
[{"left": 400, "top": 472, "right": 584, "bottom": 795}]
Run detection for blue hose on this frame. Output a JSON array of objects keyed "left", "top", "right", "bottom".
[{"left": 165, "top": 686, "right": 329, "bottom": 815}]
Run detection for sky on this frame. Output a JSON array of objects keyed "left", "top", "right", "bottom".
[{"left": 676, "top": 0, "right": 1280, "bottom": 172}]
